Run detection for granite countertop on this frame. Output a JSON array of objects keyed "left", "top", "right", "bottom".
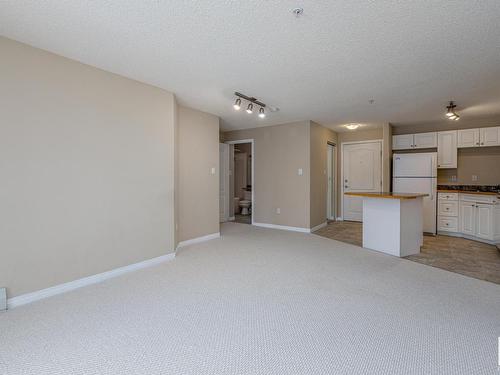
[
  {"left": 345, "top": 192, "right": 428, "bottom": 200},
  {"left": 437, "top": 185, "right": 500, "bottom": 196},
  {"left": 437, "top": 189, "right": 500, "bottom": 196}
]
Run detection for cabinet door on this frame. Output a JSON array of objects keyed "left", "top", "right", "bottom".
[
  {"left": 392, "top": 134, "right": 414, "bottom": 150},
  {"left": 460, "top": 202, "right": 475, "bottom": 236},
  {"left": 413, "top": 132, "right": 437, "bottom": 149},
  {"left": 475, "top": 204, "right": 493, "bottom": 240},
  {"left": 457, "top": 129, "right": 479, "bottom": 148},
  {"left": 480, "top": 127, "right": 500, "bottom": 147},
  {"left": 437, "top": 130, "right": 457, "bottom": 168}
]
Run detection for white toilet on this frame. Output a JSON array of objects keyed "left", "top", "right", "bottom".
[{"left": 239, "top": 190, "right": 252, "bottom": 215}]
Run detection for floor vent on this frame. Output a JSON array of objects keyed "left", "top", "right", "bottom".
[{"left": 0, "top": 288, "right": 6, "bottom": 311}]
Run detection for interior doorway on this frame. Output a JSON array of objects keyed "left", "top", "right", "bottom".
[
  {"left": 327, "top": 143, "right": 336, "bottom": 220},
  {"left": 341, "top": 140, "right": 383, "bottom": 221},
  {"left": 225, "top": 139, "right": 254, "bottom": 225}
]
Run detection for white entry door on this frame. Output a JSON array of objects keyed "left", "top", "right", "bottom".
[
  {"left": 343, "top": 141, "right": 382, "bottom": 221},
  {"left": 219, "top": 143, "right": 230, "bottom": 222}
]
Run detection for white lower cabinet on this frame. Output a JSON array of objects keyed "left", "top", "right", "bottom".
[
  {"left": 459, "top": 201, "right": 475, "bottom": 236},
  {"left": 438, "top": 192, "right": 500, "bottom": 244}
]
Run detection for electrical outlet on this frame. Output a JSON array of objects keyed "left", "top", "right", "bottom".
[
  {"left": 472, "top": 175, "right": 478, "bottom": 182},
  {"left": 451, "top": 175, "right": 457, "bottom": 182},
  {"left": 0, "top": 288, "right": 6, "bottom": 311},
  {"left": 276, "top": 208, "right": 281, "bottom": 214}
]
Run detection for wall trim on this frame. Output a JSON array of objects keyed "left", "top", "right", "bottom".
[
  {"left": 336, "top": 217, "right": 343, "bottom": 221},
  {"left": 229, "top": 216, "right": 235, "bottom": 221},
  {"left": 7, "top": 253, "right": 175, "bottom": 309},
  {"left": 253, "top": 222, "right": 311, "bottom": 233},
  {"left": 310, "top": 222, "right": 328, "bottom": 232},
  {"left": 177, "top": 232, "right": 220, "bottom": 249}
]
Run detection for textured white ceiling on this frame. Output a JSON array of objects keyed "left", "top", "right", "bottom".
[{"left": 1, "top": 1, "right": 500, "bottom": 131}]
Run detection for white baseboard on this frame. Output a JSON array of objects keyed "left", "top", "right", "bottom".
[
  {"left": 253, "top": 222, "right": 310, "bottom": 233},
  {"left": 176, "top": 232, "right": 220, "bottom": 249},
  {"left": 310, "top": 222, "right": 327, "bottom": 232},
  {"left": 228, "top": 216, "right": 235, "bottom": 221},
  {"left": 336, "top": 217, "right": 343, "bottom": 221},
  {"left": 7, "top": 253, "right": 175, "bottom": 309}
]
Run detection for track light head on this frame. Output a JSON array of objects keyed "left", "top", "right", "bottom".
[
  {"left": 246, "top": 103, "right": 253, "bottom": 114},
  {"left": 445, "top": 101, "right": 459, "bottom": 120},
  {"left": 258, "top": 107, "right": 265, "bottom": 118},
  {"left": 233, "top": 98, "right": 241, "bottom": 110}
]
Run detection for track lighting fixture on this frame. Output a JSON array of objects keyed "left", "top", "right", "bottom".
[
  {"left": 232, "top": 92, "right": 269, "bottom": 119},
  {"left": 445, "top": 101, "right": 460, "bottom": 121}
]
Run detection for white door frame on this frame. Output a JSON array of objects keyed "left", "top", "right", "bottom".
[
  {"left": 225, "top": 139, "right": 255, "bottom": 225},
  {"left": 327, "top": 143, "right": 336, "bottom": 220},
  {"left": 340, "top": 139, "right": 383, "bottom": 220}
]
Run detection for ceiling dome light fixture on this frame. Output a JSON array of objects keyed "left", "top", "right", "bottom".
[
  {"left": 232, "top": 92, "right": 269, "bottom": 119},
  {"left": 258, "top": 107, "right": 266, "bottom": 118},
  {"left": 233, "top": 98, "right": 241, "bottom": 110},
  {"left": 445, "top": 101, "right": 460, "bottom": 121},
  {"left": 345, "top": 123, "right": 361, "bottom": 130}
]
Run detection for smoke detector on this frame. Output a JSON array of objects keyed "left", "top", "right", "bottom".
[{"left": 292, "top": 8, "right": 304, "bottom": 17}]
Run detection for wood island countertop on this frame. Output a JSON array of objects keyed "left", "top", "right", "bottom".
[{"left": 344, "top": 192, "right": 429, "bottom": 200}]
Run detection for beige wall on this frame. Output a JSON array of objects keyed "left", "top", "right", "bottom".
[
  {"left": 0, "top": 37, "right": 177, "bottom": 298},
  {"left": 438, "top": 147, "right": 500, "bottom": 185},
  {"left": 224, "top": 121, "right": 311, "bottom": 229},
  {"left": 336, "top": 127, "right": 390, "bottom": 213},
  {"left": 310, "top": 122, "right": 338, "bottom": 228},
  {"left": 177, "top": 106, "right": 220, "bottom": 242}
]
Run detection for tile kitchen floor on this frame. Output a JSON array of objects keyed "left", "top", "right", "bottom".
[{"left": 314, "top": 221, "right": 500, "bottom": 285}]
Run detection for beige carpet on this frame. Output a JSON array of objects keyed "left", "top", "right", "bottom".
[{"left": 1, "top": 223, "right": 499, "bottom": 374}]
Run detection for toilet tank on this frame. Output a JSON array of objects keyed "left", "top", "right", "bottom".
[{"left": 244, "top": 190, "right": 252, "bottom": 201}]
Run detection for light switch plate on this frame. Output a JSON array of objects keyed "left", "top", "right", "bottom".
[
  {"left": 0, "top": 288, "right": 6, "bottom": 311},
  {"left": 472, "top": 175, "right": 478, "bottom": 182},
  {"left": 298, "top": 168, "right": 303, "bottom": 176}
]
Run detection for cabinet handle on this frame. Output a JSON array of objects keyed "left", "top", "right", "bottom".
[
  {"left": 481, "top": 142, "right": 484, "bottom": 145},
  {"left": 476, "top": 142, "right": 480, "bottom": 145}
]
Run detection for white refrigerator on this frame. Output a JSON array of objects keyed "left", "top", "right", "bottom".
[{"left": 393, "top": 152, "right": 437, "bottom": 234}]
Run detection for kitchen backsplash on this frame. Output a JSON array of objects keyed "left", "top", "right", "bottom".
[{"left": 437, "top": 147, "right": 500, "bottom": 185}]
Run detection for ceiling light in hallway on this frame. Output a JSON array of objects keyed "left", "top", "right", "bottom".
[
  {"left": 345, "top": 123, "right": 361, "bottom": 130},
  {"left": 246, "top": 103, "right": 253, "bottom": 114},
  {"left": 233, "top": 98, "right": 241, "bottom": 110}
]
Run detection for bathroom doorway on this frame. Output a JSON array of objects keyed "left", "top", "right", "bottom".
[{"left": 225, "top": 139, "right": 254, "bottom": 225}]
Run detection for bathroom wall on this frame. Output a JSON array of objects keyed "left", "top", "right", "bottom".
[
  {"left": 177, "top": 106, "right": 220, "bottom": 242},
  {"left": 224, "top": 121, "right": 311, "bottom": 229}
]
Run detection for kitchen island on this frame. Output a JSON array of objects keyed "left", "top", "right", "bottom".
[{"left": 344, "top": 192, "right": 428, "bottom": 257}]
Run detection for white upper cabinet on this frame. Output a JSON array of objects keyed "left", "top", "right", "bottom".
[
  {"left": 413, "top": 132, "right": 437, "bottom": 149},
  {"left": 392, "top": 134, "right": 414, "bottom": 150},
  {"left": 392, "top": 132, "right": 437, "bottom": 150},
  {"left": 480, "top": 127, "right": 500, "bottom": 147},
  {"left": 437, "top": 130, "right": 457, "bottom": 169},
  {"left": 458, "top": 126, "right": 500, "bottom": 148},
  {"left": 457, "top": 128, "right": 480, "bottom": 148}
]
